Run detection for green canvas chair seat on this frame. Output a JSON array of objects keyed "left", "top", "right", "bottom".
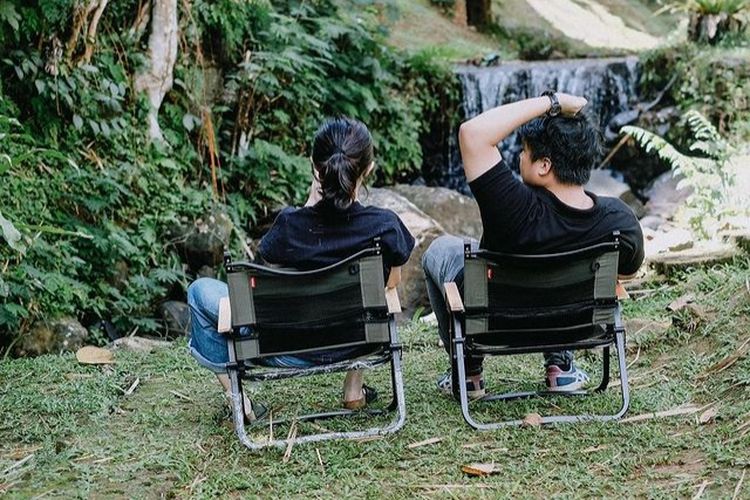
[
  {"left": 220, "top": 242, "right": 406, "bottom": 450},
  {"left": 444, "top": 232, "right": 630, "bottom": 429}
]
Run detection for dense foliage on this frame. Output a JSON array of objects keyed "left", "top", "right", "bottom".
[
  {"left": 640, "top": 42, "right": 750, "bottom": 141},
  {"left": 0, "top": 0, "right": 459, "bottom": 349}
]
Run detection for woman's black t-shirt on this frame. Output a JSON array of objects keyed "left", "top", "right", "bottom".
[
  {"left": 258, "top": 201, "right": 415, "bottom": 277},
  {"left": 469, "top": 161, "right": 644, "bottom": 275}
]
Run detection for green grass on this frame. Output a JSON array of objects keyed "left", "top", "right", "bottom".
[{"left": 1, "top": 258, "right": 749, "bottom": 498}]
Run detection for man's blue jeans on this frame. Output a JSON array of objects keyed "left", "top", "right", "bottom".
[{"left": 421, "top": 235, "right": 573, "bottom": 375}]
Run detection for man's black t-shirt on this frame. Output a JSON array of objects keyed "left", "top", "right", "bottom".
[
  {"left": 469, "top": 161, "right": 644, "bottom": 275},
  {"left": 258, "top": 201, "right": 415, "bottom": 276}
]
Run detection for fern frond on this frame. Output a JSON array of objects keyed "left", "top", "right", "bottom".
[{"left": 685, "top": 110, "right": 722, "bottom": 144}]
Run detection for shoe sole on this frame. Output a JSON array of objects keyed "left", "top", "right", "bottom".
[{"left": 545, "top": 381, "right": 585, "bottom": 393}]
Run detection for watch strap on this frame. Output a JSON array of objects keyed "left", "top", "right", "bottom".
[{"left": 542, "top": 90, "right": 561, "bottom": 116}]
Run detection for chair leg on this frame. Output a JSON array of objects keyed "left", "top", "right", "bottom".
[
  {"left": 595, "top": 346, "right": 611, "bottom": 393},
  {"left": 456, "top": 329, "right": 630, "bottom": 429},
  {"left": 229, "top": 318, "right": 406, "bottom": 450}
]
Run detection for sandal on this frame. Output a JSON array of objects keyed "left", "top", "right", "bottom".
[
  {"left": 242, "top": 399, "right": 268, "bottom": 424},
  {"left": 343, "top": 384, "right": 378, "bottom": 410}
]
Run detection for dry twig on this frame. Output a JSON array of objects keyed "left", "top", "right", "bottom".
[
  {"left": 733, "top": 469, "right": 746, "bottom": 500},
  {"left": 407, "top": 437, "right": 443, "bottom": 449},
  {"left": 282, "top": 421, "right": 297, "bottom": 463},
  {"left": 620, "top": 404, "right": 702, "bottom": 424},
  {"left": 692, "top": 480, "right": 710, "bottom": 499},
  {"left": 699, "top": 337, "right": 750, "bottom": 379}
]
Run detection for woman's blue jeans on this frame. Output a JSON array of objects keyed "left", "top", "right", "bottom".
[{"left": 187, "top": 278, "right": 316, "bottom": 373}]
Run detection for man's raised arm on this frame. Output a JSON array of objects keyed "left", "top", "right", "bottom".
[{"left": 458, "top": 94, "right": 588, "bottom": 182}]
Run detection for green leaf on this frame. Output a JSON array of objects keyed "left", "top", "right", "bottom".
[
  {"left": 73, "top": 114, "right": 84, "bottom": 130},
  {"left": 0, "top": 211, "right": 26, "bottom": 253}
]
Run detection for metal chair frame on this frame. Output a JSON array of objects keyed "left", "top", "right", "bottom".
[
  {"left": 219, "top": 243, "right": 405, "bottom": 450},
  {"left": 443, "top": 233, "right": 630, "bottom": 429}
]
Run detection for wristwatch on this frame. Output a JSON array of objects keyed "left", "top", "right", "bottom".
[{"left": 542, "top": 90, "right": 561, "bottom": 117}]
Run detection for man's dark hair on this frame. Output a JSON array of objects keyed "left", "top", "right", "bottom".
[{"left": 518, "top": 113, "right": 602, "bottom": 185}]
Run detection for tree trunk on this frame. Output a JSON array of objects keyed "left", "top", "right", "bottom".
[
  {"left": 688, "top": 12, "right": 742, "bottom": 45},
  {"left": 453, "top": 0, "right": 467, "bottom": 27},
  {"left": 466, "top": 0, "right": 491, "bottom": 28},
  {"left": 134, "top": 0, "right": 178, "bottom": 143}
]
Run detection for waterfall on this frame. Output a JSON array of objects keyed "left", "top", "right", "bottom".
[{"left": 434, "top": 56, "right": 641, "bottom": 194}]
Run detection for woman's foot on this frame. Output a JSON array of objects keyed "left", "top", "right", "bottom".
[{"left": 343, "top": 384, "right": 378, "bottom": 410}]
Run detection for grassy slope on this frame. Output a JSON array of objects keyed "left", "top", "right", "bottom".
[
  {"left": 387, "top": 0, "right": 505, "bottom": 60},
  {"left": 388, "top": 0, "right": 679, "bottom": 60},
  {"left": 1, "top": 257, "right": 749, "bottom": 498}
]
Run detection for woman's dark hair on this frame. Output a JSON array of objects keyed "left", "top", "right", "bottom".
[
  {"left": 311, "top": 117, "right": 374, "bottom": 210},
  {"left": 518, "top": 113, "right": 602, "bottom": 185}
]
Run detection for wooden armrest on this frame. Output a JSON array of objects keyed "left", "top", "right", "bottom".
[
  {"left": 385, "top": 287, "right": 402, "bottom": 314},
  {"left": 443, "top": 282, "right": 464, "bottom": 312},
  {"left": 616, "top": 281, "right": 630, "bottom": 300},
  {"left": 217, "top": 297, "right": 232, "bottom": 333}
]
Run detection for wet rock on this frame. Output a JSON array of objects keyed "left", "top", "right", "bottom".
[
  {"left": 172, "top": 209, "right": 233, "bottom": 271},
  {"left": 159, "top": 300, "right": 191, "bottom": 338},
  {"left": 644, "top": 227, "right": 694, "bottom": 256},
  {"left": 361, "top": 188, "right": 445, "bottom": 317},
  {"left": 111, "top": 336, "right": 172, "bottom": 354},
  {"left": 197, "top": 265, "right": 216, "bottom": 279},
  {"left": 15, "top": 317, "right": 89, "bottom": 357},
  {"left": 585, "top": 169, "right": 645, "bottom": 218},
  {"left": 388, "top": 184, "right": 482, "bottom": 240},
  {"left": 642, "top": 171, "right": 691, "bottom": 223},
  {"left": 639, "top": 215, "right": 665, "bottom": 231}
]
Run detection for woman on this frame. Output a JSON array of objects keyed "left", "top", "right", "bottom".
[{"left": 188, "top": 117, "right": 415, "bottom": 421}]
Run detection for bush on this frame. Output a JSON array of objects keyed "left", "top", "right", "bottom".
[{"left": 0, "top": 0, "right": 452, "bottom": 350}]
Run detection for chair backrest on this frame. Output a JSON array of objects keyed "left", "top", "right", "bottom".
[
  {"left": 462, "top": 233, "right": 621, "bottom": 350},
  {"left": 224, "top": 246, "right": 389, "bottom": 359}
]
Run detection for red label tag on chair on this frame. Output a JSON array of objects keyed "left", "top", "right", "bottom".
[
  {"left": 250, "top": 276, "right": 256, "bottom": 288},
  {"left": 487, "top": 268, "right": 493, "bottom": 280}
]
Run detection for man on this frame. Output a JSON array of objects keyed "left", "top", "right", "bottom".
[{"left": 422, "top": 92, "right": 644, "bottom": 398}]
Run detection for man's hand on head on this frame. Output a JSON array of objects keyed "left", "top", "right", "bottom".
[{"left": 556, "top": 93, "right": 588, "bottom": 116}]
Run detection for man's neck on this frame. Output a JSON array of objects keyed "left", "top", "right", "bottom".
[{"left": 545, "top": 183, "right": 594, "bottom": 210}]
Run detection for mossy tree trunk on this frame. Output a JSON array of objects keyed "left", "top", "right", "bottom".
[{"left": 134, "top": 0, "right": 178, "bottom": 143}]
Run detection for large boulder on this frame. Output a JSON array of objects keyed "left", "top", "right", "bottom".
[
  {"left": 361, "top": 188, "right": 445, "bottom": 317},
  {"left": 15, "top": 317, "right": 89, "bottom": 357},
  {"left": 159, "top": 300, "right": 191, "bottom": 338},
  {"left": 641, "top": 171, "right": 692, "bottom": 226},
  {"left": 585, "top": 169, "right": 646, "bottom": 218},
  {"left": 388, "top": 184, "right": 482, "bottom": 240},
  {"left": 170, "top": 208, "right": 233, "bottom": 271}
]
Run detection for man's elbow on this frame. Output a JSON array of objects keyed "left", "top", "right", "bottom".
[{"left": 458, "top": 121, "right": 475, "bottom": 148}]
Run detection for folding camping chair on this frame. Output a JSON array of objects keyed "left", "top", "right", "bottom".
[
  {"left": 443, "top": 231, "right": 630, "bottom": 429},
  {"left": 217, "top": 241, "right": 406, "bottom": 450}
]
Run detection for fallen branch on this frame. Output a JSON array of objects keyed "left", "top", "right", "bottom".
[{"left": 620, "top": 404, "right": 701, "bottom": 424}]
